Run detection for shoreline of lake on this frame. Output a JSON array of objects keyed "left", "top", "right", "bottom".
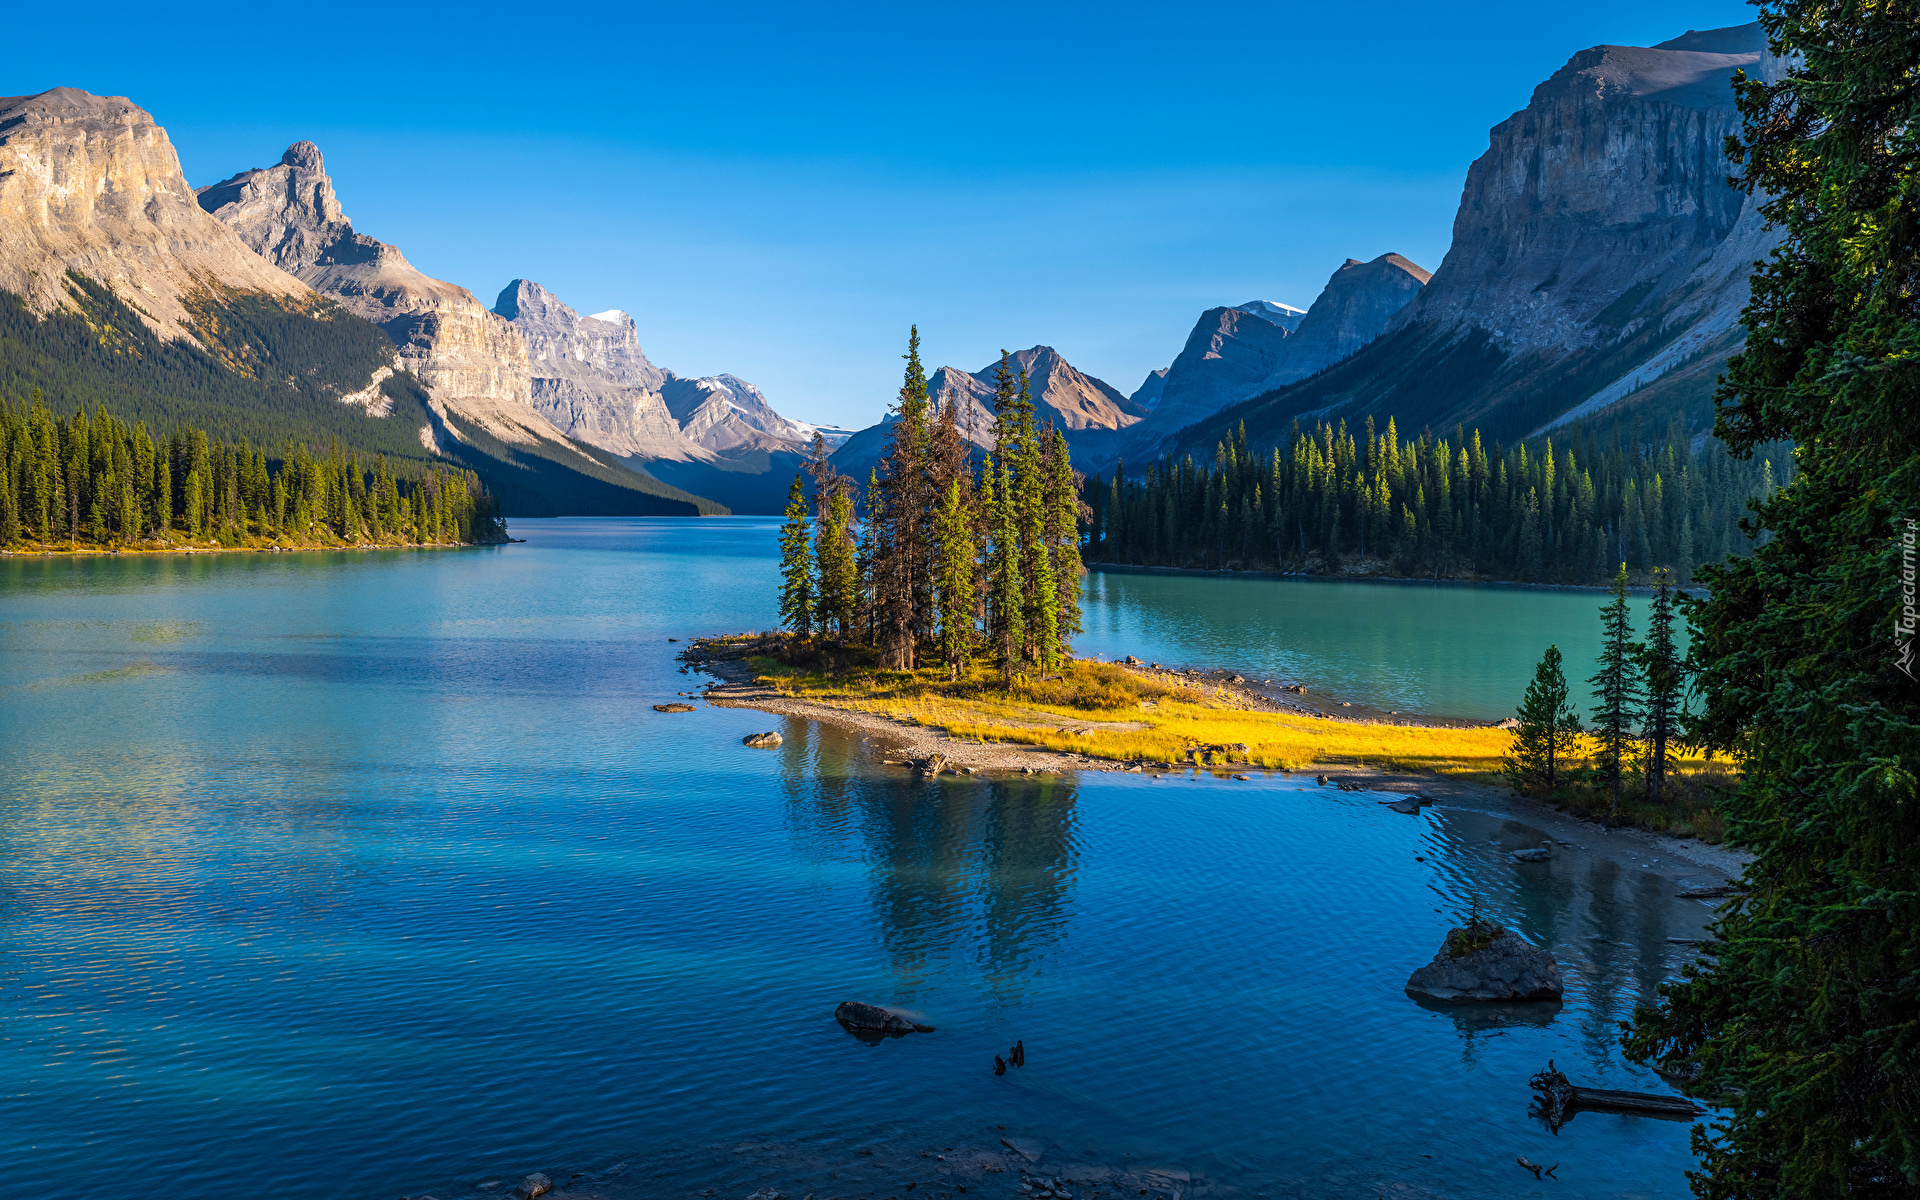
[{"left": 689, "top": 650, "right": 1749, "bottom": 880}]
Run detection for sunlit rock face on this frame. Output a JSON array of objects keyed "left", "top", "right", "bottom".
[{"left": 200, "top": 140, "right": 549, "bottom": 445}]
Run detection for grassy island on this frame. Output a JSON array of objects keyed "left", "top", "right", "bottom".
[{"left": 705, "top": 634, "right": 1508, "bottom": 775}]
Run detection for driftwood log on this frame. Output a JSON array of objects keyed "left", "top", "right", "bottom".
[{"left": 1529, "top": 1060, "right": 1701, "bottom": 1130}]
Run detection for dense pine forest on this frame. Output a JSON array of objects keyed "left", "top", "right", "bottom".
[
  {"left": 0, "top": 393, "right": 507, "bottom": 550},
  {"left": 778, "top": 332, "right": 1082, "bottom": 676},
  {"left": 1084, "top": 416, "right": 1789, "bottom": 585}
]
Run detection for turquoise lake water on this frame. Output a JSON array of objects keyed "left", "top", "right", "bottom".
[{"left": 1, "top": 517, "right": 1713, "bottom": 1199}]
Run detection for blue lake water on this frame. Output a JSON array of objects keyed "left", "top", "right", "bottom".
[
  {"left": 0, "top": 517, "right": 1716, "bottom": 1199},
  {"left": 1077, "top": 570, "right": 1668, "bottom": 723}
]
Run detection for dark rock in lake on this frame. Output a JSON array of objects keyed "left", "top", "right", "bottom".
[
  {"left": 1405, "top": 925, "right": 1564, "bottom": 1002},
  {"left": 742, "top": 731, "right": 783, "bottom": 747},
  {"left": 1385, "top": 797, "right": 1422, "bottom": 814},
  {"left": 515, "top": 1174, "right": 552, "bottom": 1200},
  {"left": 654, "top": 702, "right": 696, "bottom": 712},
  {"left": 835, "top": 1000, "right": 934, "bottom": 1036},
  {"left": 1512, "top": 843, "right": 1552, "bottom": 863}
]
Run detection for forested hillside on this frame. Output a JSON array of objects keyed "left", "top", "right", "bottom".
[
  {"left": 0, "top": 394, "right": 506, "bottom": 549},
  {"left": 1085, "top": 417, "right": 1787, "bottom": 585}
]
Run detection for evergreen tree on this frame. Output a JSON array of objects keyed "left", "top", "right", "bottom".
[
  {"left": 1043, "top": 425, "right": 1084, "bottom": 651},
  {"left": 777, "top": 473, "right": 814, "bottom": 637},
  {"left": 932, "top": 478, "right": 977, "bottom": 679},
  {"left": 1637, "top": 568, "right": 1685, "bottom": 805},
  {"left": 1588, "top": 562, "right": 1643, "bottom": 820},
  {"left": 1624, "top": 7, "right": 1920, "bottom": 1192},
  {"left": 1503, "top": 644, "right": 1583, "bottom": 794}
]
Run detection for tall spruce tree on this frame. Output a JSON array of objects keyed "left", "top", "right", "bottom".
[
  {"left": 1624, "top": 6, "right": 1920, "bottom": 1193},
  {"left": 816, "top": 484, "right": 859, "bottom": 638},
  {"left": 873, "top": 328, "right": 932, "bottom": 667},
  {"left": 1504, "top": 644, "right": 1584, "bottom": 794},
  {"left": 1638, "top": 568, "right": 1684, "bottom": 806},
  {"left": 777, "top": 473, "right": 814, "bottom": 637},
  {"left": 932, "top": 478, "right": 977, "bottom": 679},
  {"left": 1588, "top": 562, "right": 1644, "bottom": 820},
  {"left": 1043, "top": 425, "right": 1084, "bottom": 651}
]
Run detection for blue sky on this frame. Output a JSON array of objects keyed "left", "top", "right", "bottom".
[{"left": 18, "top": 0, "right": 1755, "bottom": 428}]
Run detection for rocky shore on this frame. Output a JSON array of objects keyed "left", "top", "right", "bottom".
[{"left": 677, "top": 636, "right": 1748, "bottom": 880}]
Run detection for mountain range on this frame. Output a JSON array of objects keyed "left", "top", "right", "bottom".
[
  {"left": 1152, "top": 23, "right": 1782, "bottom": 463},
  {"left": 0, "top": 20, "right": 1780, "bottom": 515}
]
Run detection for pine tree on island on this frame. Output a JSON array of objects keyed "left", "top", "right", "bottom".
[
  {"left": 777, "top": 474, "right": 814, "bottom": 637},
  {"left": 932, "top": 477, "right": 976, "bottom": 680},
  {"left": 773, "top": 332, "right": 1085, "bottom": 680},
  {"left": 1637, "top": 568, "right": 1684, "bottom": 807},
  {"left": 1588, "top": 563, "right": 1644, "bottom": 821},
  {"left": 1504, "top": 644, "right": 1583, "bottom": 795}
]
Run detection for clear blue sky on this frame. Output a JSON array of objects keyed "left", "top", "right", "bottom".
[{"left": 16, "top": 0, "right": 1756, "bottom": 428}]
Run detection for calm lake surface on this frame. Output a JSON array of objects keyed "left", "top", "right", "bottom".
[
  {"left": 1, "top": 517, "right": 1713, "bottom": 1199},
  {"left": 1079, "top": 570, "right": 1666, "bottom": 722}
]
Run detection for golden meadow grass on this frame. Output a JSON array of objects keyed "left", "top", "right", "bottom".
[{"left": 747, "top": 655, "right": 1514, "bottom": 779}]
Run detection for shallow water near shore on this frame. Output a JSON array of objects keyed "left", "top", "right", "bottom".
[
  {"left": 1078, "top": 569, "right": 1668, "bottom": 723},
  {"left": 1, "top": 517, "right": 1713, "bottom": 1199}
]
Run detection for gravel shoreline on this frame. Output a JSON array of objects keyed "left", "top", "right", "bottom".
[{"left": 682, "top": 643, "right": 1750, "bottom": 880}]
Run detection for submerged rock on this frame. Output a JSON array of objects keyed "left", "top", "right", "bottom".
[
  {"left": 835, "top": 1000, "right": 934, "bottom": 1036},
  {"left": 516, "top": 1175, "right": 552, "bottom": 1200},
  {"left": 1405, "top": 925, "right": 1563, "bottom": 1002},
  {"left": 1511, "top": 842, "right": 1553, "bottom": 863},
  {"left": 742, "top": 731, "right": 783, "bottom": 747}
]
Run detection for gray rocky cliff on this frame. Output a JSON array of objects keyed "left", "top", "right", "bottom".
[
  {"left": 1149, "top": 307, "right": 1297, "bottom": 437},
  {"left": 1081, "top": 253, "right": 1427, "bottom": 472},
  {"left": 493, "top": 279, "right": 690, "bottom": 458},
  {"left": 1235, "top": 300, "right": 1306, "bottom": 332},
  {"left": 1129, "top": 368, "right": 1170, "bottom": 412},
  {"left": 199, "top": 141, "right": 545, "bottom": 445},
  {"left": 1268, "top": 254, "right": 1430, "bottom": 387},
  {"left": 1398, "top": 30, "right": 1766, "bottom": 359},
  {"left": 661, "top": 373, "right": 810, "bottom": 455},
  {"left": 489, "top": 276, "right": 823, "bottom": 512},
  {"left": 1159, "top": 21, "right": 1783, "bottom": 457},
  {"left": 0, "top": 89, "right": 313, "bottom": 343}
]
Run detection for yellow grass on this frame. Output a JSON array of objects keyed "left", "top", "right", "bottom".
[{"left": 746, "top": 654, "right": 1513, "bottom": 780}]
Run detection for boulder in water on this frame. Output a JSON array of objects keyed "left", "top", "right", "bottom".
[
  {"left": 742, "top": 731, "right": 783, "bottom": 747},
  {"left": 835, "top": 1000, "right": 934, "bottom": 1036},
  {"left": 654, "top": 702, "right": 696, "bottom": 713},
  {"left": 1405, "top": 924, "right": 1563, "bottom": 1002}
]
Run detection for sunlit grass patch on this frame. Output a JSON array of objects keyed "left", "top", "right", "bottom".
[{"left": 747, "top": 650, "right": 1510, "bottom": 779}]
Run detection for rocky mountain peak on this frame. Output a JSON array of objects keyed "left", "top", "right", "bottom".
[
  {"left": 196, "top": 141, "right": 359, "bottom": 276},
  {"left": 1150, "top": 21, "right": 1782, "bottom": 456},
  {"left": 201, "top": 137, "right": 551, "bottom": 445},
  {"left": 1235, "top": 300, "right": 1307, "bottom": 332},
  {"left": 280, "top": 140, "right": 325, "bottom": 171},
  {"left": 0, "top": 87, "right": 309, "bottom": 341}
]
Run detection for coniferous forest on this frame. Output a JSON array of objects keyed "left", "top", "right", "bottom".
[
  {"left": 1083, "top": 416, "right": 1789, "bottom": 585},
  {"left": 0, "top": 393, "right": 507, "bottom": 550},
  {"left": 779, "top": 331, "right": 1083, "bottom": 677}
]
